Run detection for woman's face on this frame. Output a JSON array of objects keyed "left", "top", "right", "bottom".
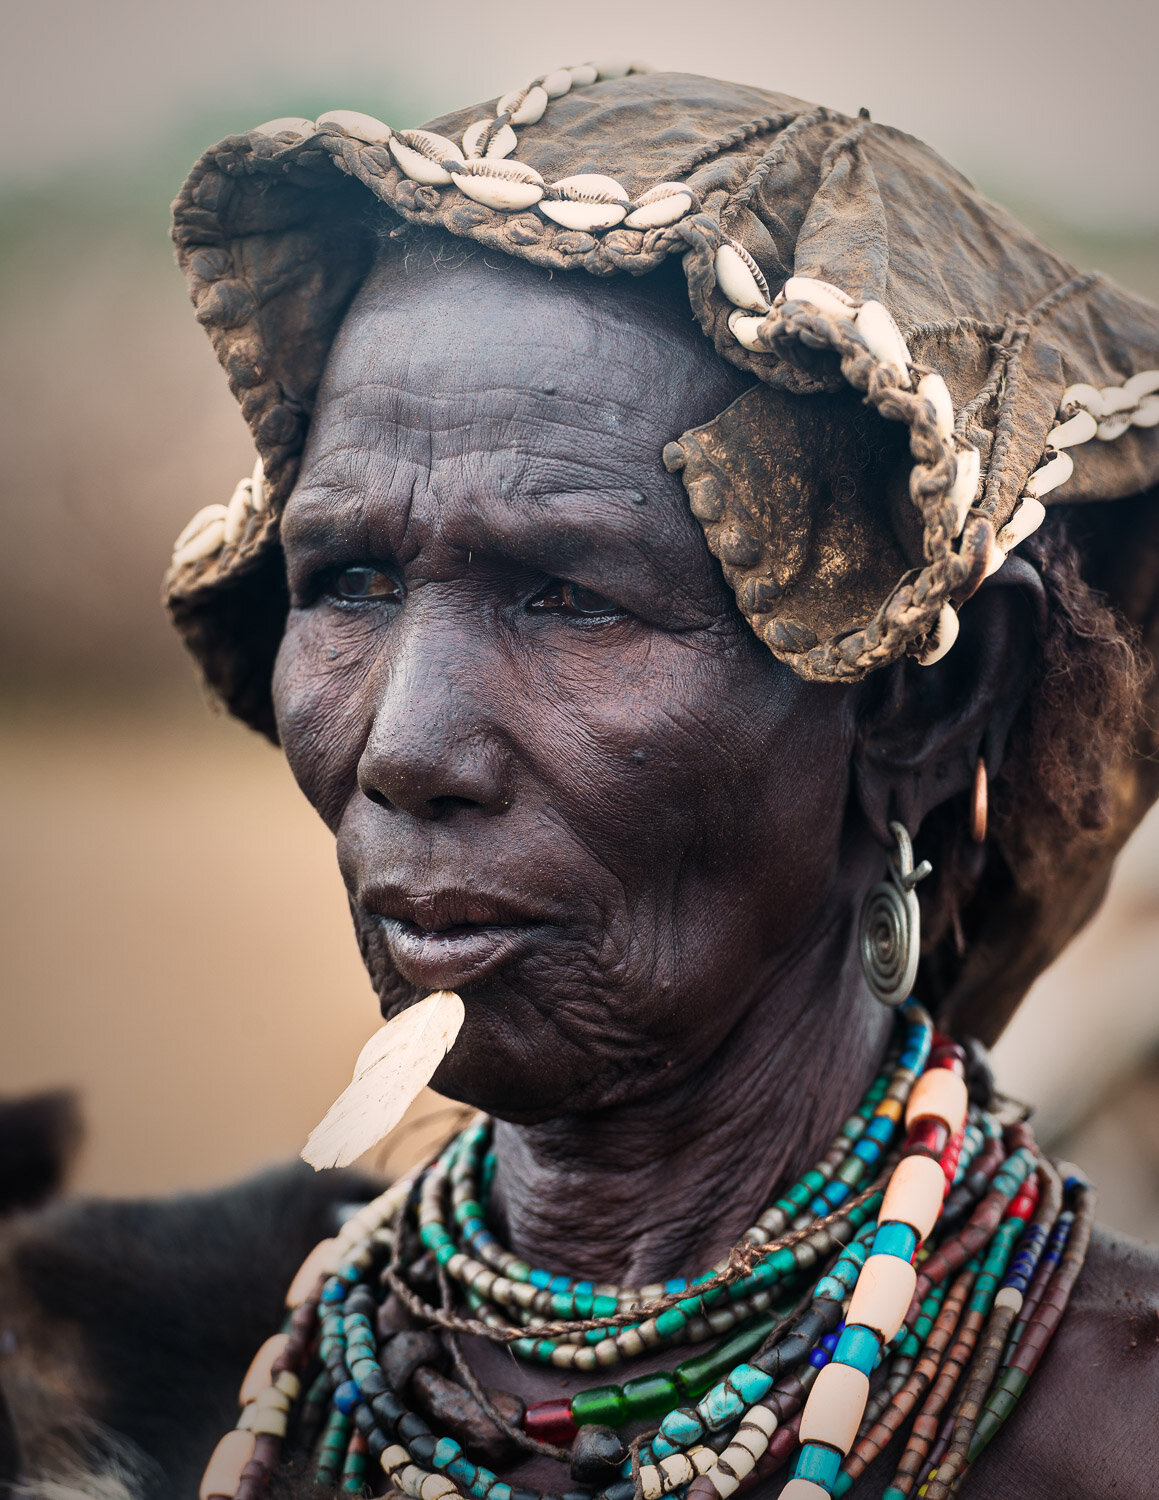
[{"left": 273, "top": 250, "right": 862, "bottom": 1119}]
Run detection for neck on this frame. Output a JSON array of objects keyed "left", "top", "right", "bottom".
[{"left": 487, "top": 910, "right": 892, "bottom": 1286}]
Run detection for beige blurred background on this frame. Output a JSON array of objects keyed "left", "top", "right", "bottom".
[{"left": 2, "top": 0, "right": 1158, "bottom": 1236}]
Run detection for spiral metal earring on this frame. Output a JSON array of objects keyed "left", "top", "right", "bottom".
[{"left": 859, "top": 820, "right": 932, "bottom": 1006}]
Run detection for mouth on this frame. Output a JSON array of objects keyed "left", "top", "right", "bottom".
[{"left": 363, "top": 887, "right": 549, "bottom": 990}]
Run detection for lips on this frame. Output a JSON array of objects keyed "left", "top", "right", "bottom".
[{"left": 360, "top": 885, "right": 550, "bottom": 989}]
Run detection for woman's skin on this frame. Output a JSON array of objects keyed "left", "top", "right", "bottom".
[{"left": 271, "top": 249, "right": 1159, "bottom": 1497}]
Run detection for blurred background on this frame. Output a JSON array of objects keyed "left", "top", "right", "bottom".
[{"left": 2, "top": 0, "right": 1158, "bottom": 1236}]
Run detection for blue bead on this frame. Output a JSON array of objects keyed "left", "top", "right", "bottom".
[
  {"left": 871, "top": 1222, "right": 918, "bottom": 1261},
  {"left": 321, "top": 1278, "right": 347, "bottom": 1304},
  {"left": 852, "top": 1139, "right": 880, "bottom": 1163},
  {"left": 864, "top": 1116, "right": 894, "bottom": 1145},
  {"left": 333, "top": 1380, "right": 362, "bottom": 1414},
  {"left": 794, "top": 1441, "right": 842, "bottom": 1487},
  {"left": 823, "top": 1182, "right": 851, "bottom": 1208},
  {"left": 665, "top": 1278, "right": 688, "bottom": 1294},
  {"left": 821, "top": 1333, "right": 839, "bottom": 1352},
  {"left": 548, "top": 1275, "right": 571, "bottom": 1295},
  {"left": 529, "top": 1269, "right": 551, "bottom": 1289},
  {"left": 730, "top": 1364, "right": 773, "bottom": 1404},
  {"left": 433, "top": 1437, "right": 461, "bottom": 1469},
  {"left": 834, "top": 1324, "right": 880, "bottom": 1375},
  {"left": 809, "top": 1348, "right": 829, "bottom": 1368},
  {"left": 574, "top": 1281, "right": 594, "bottom": 1296}
]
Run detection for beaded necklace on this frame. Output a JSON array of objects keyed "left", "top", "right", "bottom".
[{"left": 199, "top": 1003, "right": 1092, "bottom": 1500}]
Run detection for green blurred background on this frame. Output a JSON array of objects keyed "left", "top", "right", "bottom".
[{"left": 2, "top": 0, "right": 1157, "bottom": 1233}]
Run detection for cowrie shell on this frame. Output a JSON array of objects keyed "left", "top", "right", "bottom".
[
  {"left": 855, "top": 300, "right": 911, "bottom": 382},
  {"left": 917, "top": 372, "right": 955, "bottom": 443},
  {"left": 1099, "top": 384, "right": 1137, "bottom": 416},
  {"left": 254, "top": 116, "right": 315, "bottom": 140},
  {"left": 1046, "top": 409, "right": 1097, "bottom": 449},
  {"left": 173, "top": 503, "right": 228, "bottom": 554},
  {"left": 1023, "top": 451, "right": 1073, "bottom": 499},
  {"left": 316, "top": 110, "right": 392, "bottom": 145},
  {"left": 541, "top": 173, "right": 629, "bottom": 230},
  {"left": 727, "top": 307, "right": 769, "bottom": 351},
  {"left": 625, "top": 182, "right": 694, "bottom": 229},
  {"left": 390, "top": 130, "right": 464, "bottom": 185},
  {"left": 594, "top": 61, "right": 632, "bottom": 78},
  {"left": 714, "top": 240, "right": 770, "bottom": 313},
  {"left": 1122, "top": 370, "right": 1159, "bottom": 403},
  {"left": 223, "top": 478, "right": 253, "bottom": 546},
  {"left": 1059, "top": 382, "right": 1105, "bottom": 419},
  {"left": 541, "top": 68, "right": 573, "bottom": 97},
  {"left": 1132, "top": 394, "right": 1159, "bottom": 428},
  {"left": 451, "top": 158, "right": 545, "bottom": 210},
  {"left": 497, "top": 84, "right": 549, "bottom": 125},
  {"left": 251, "top": 456, "right": 268, "bottom": 515},
  {"left": 917, "top": 603, "right": 959, "bottom": 666},
  {"left": 996, "top": 497, "right": 1046, "bottom": 550},
  {"left": 1097, "top": 412, "right": 1132, "bottom": 440},
  {"left": 946, "top": 446, "right": 980, "bottom": 534},
  {"left": 173, "top": 514, "right": 227, "bottom": 569},
  {"left": 781, "top": 275, "right": 856, "bottom": 323},
  {"left": 462, "top": 118, "right": 518, "bottom": 160},
  {"left": 567, "top": 63, "right": 599, "bottom": 86}
]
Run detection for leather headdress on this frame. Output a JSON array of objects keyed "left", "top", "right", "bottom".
[{"left": 166, "top": 67, "right": 1159, "bottom": 1040}]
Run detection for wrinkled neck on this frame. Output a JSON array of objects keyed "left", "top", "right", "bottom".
[{"left": 486, "top": 909, "right": 892, "bottom": 1286}]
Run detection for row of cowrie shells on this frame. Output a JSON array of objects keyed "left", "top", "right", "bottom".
[
  {"left": 171, "top": 457, "right": 266, "bottom": 570},
  {"left": 985, "top": 368, "right": 1159, "bottom": 578},
  {"left": 714, "top": 258, "right": 981, "bottom": 667},
  {"left": 253, "top": 63, "right": 699, "bottom": 237}
]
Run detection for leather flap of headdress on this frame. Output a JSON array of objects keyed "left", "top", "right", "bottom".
[{"left": 668, "top": 385, "right": 916, "bottom": 670}]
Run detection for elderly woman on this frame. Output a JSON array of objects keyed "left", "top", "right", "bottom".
[{"left": 3, "top": 66, "right": 1159, "bottom": 1500}]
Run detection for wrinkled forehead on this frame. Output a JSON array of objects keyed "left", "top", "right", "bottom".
[{"left": 286, "top": 246, "right": 754, "bottom": 570}]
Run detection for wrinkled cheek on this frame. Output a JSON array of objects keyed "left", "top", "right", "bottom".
[{"left": 272, "top": 615, "right": 370, "bottom": 831}]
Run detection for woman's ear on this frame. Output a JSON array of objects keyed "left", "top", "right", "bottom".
[{"left": 853, "top": 562, "right": 1046, "bottom": 846}]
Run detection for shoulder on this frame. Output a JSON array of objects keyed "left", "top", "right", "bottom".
[
  {"left": 0, "top": 1162, "right": 375, "bottom": 1500},
  {"left": 965, "top": 1223, "right": 1159, "bottom": 1499}
]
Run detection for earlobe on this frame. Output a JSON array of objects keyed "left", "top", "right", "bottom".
[{"left": 853, "top": 572, "right": 1042, "bottom": 847}]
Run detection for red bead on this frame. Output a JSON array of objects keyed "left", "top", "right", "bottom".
[
  {"left": 1010, "top": 1176, "right": 1040, "bottom": 1222},
  {"left": 904, "top": 1116, "right": 950, "bottom": 1158},
  {"left": 928, "top": 1040, "right": 967, "bottom": 1077},
  {"left": 524, "top": 1397, "right": 578, "bottom": 1446}
]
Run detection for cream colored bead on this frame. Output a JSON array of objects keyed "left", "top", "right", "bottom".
[
  {"left": 798, "top": 1360, "right": 870, "bottom": 1453},
  {"left": 994, "top": 1285, "right": 1024, "bottom": 1313},
  {"left": 846, "top": 1253, "right": 917, "bottom": 1341},
  {"left": 285, "top": 1236, "right": 338, "bottom": 1307},
  {"left": 380, "top": 1443, "right": 410, "bottom": 1475},
  {"left": 420, "top": 1474, "right": 458, "bottom": 1500},
  {"left": 238, "top": 1332, "right": 288, "bottom": 1405},
  {"left": 199, "top": 1429, "right": 256, "bottom": 1499},
  {"left": 248, "top": 1406, "right": 288, "bottom": 1438},
  {"left": 904, "top": 1068, "right": 969, "bottom": 1137},
  {"left": 779, "top": 1481, "right": 830, "bottom": 1499},
  {"left": 878, "top": 1152, "right": 946, "bottom": 1241},
  {"left": 274, "top": 1370, "right": 300, "bottom": 1400},
  {"left": 617, "top": 1327, "right": 646, "bottom": 1356}
]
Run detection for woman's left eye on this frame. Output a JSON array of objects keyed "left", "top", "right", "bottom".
[
  {"left": 328, "top": 566, "right": 403, "bottom": 603},
  {"left": 529, "top": 580, "right": 625, "bottom": 618}
]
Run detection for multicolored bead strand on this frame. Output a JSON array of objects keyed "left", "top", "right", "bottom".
[{"left": 197, "top": 1006, "right": 1092, "bottom": 1500}]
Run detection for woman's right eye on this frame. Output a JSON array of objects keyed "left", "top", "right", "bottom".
[{"left": 327, "top": 566, "right": 404, "bottom": 603}]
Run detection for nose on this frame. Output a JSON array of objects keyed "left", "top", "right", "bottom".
[{"left": 356, "top": 618, "right": 513, "bottom": 821}]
